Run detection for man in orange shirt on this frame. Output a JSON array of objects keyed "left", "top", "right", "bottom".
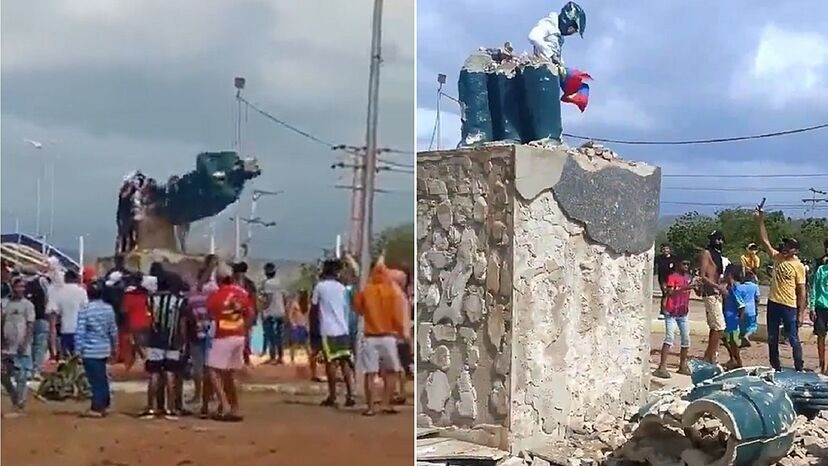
[{"left": 352, "top": 257, "right": 405, "bottom": 416}]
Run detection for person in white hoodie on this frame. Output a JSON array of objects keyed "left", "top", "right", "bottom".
[{"left": 528, "top": 1, "right": 587, "bottom": 65}]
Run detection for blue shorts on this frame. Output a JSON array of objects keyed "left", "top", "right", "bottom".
[
  {"left": 291, "top": 326, "right": 308, "bottom": 345},
  {"left": 740, "top": 313, "right": 758, "bottom": 336},
  {"left": 60, "top": 333, "right": 76, "bottom": 357},
  {"left": 724, "top": 312, "right": 741, "bottom": 334}
]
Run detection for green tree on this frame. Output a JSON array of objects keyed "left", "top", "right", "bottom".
[
  {"left": 289, "top": 261, "right": 319, "bottom": 293},
  {"left": 660, "top": 209, "right": 826, "bottom": 283},
  {"left": 371, "top": 223, "right": 414, "bottom": 272},
  {"left": 799, "top": 217, "right": 828, "bottom": 260},
  {"left": 665, "top": 212, "right": 717, "bottom": 261}
]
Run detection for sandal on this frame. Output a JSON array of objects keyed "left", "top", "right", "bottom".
[
  {"left": 212, "top": 413, "right": 243, "bottom": 423},
  {"left": 652, "top": 368, "right": 671, "bottom": 379}
]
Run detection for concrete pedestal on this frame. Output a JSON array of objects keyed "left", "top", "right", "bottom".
[{"left": 416, "top": 144, "right": 662, "bottom": 454}]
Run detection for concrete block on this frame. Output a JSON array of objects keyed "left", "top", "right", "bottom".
[{"left": 417, "top": 144, "right": 661, "bottom": 455}]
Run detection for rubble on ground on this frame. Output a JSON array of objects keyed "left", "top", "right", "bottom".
[
  {"left": 513, "top": 363, "right": 828, "bottom": 466},
  {"left": 419, "top": 363, "right": 828, "bottom": 466},
  {"left": 502, "top": 408, "right": 827, "bottom": 466}
]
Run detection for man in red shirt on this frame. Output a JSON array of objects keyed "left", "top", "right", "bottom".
[
  {"left": 206, "top": 266, "right": 253, "bottom": 422},
  {"left": 653, "top": 258, "right": 695, "bottom": 379},
  {"left": 121, "top": 274, "right": 151, "bottom": 372}
]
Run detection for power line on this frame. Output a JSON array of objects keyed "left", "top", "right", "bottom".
[
  {"left": 434, "top": 84, "right": 827, "bottom": 147},
  {"left": 562, "top": 122, "right": 828, "bottom": 146},
  {"left": 663, "top": 173, "right": 828, "bottom": 179},
  {"left": 238, "top": 95, "right": 337, "bottom": 148},
  {"left": 378, "top": 159, "right": 414, "bottom": 169},
  {"left": 238, "top": 97, "right": 412, "bottom": 155},
  {"left": 662, "top": 186, "right": 826, "bottom": 192},
  {"left": 661, "top": 201, "right": 827, "bottom": 208}
]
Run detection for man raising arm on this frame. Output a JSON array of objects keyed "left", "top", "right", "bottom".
[{"left": 756, "top": 209, "right": 807, "bottom": 372}]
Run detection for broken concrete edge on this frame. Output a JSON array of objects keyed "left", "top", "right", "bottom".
[
  {"left": 513, "top": 145, "right": 658, "bottom": 200},
  {"left": 420, "top": 144, "right": 663, "bottom": 256},
  {"left": 513, "top": 146, "right": 661, "bottom": 255},
  {"left": 460, "top": 50, "right": 560, "bottom": 78}
]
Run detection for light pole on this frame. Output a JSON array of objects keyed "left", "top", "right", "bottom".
[
  {"left": 247, "top": 189, "right": 283, "bottom": 256},
  {"left": 229, "top": 215, "right": 277, "bottom": 260},
  {"left": 24, "top": 138, "right": 58, "bottom": 241}
]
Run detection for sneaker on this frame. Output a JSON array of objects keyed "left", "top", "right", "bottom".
[
  {"left": 344, "top": 397, "right": 356, "bottom": 407},
  {"left": 163, "top": 410, "right": 180, "bottom": 421},
  {"left": 652, "top": 368, "right": 671, "bottom": 379},
  {"left": 139, "top": 409, "right": 158, "bottom": 420}
]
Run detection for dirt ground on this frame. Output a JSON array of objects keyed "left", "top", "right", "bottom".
[
  {"left": 2, "top": 389, "right": 413, "bottom": 466},
  {"left": 649, "top": 332, "right": 824, "bottom": 372},
  {"left": 2, "top": 354, "right": 414, "bottom": 466}
]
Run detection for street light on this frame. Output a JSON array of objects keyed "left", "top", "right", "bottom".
[{"left": 23, "top": 138, "right": 59, "bottom": 240}]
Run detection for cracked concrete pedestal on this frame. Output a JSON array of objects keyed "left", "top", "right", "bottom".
[{"left": 416, "top": 144, "right": 661, "bottom": 456}]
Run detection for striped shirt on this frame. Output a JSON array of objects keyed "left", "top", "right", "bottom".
[
  {"left": 148, "top": 291, "right": 188, "bottom": 350},
  {"left": 74, "top": 300, "right": 118, "bottom": 359}
]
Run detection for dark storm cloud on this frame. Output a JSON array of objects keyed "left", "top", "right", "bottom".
[{"left": 1, "top": 0, "right": 414, "bottom": 260}]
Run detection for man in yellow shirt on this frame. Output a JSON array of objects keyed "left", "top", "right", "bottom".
[
  {"left": 756, "top": 210, "right": 807, "bottom": 372},
  {"left": 741, "top": 243, "right": 761, "bottom": 280}
]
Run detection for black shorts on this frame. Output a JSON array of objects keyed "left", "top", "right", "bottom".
[
  {"left": 310, "top": 333, "right": 322, "bottom": 353},
  {"left": 144, "top": 347, "right": 183, "bottom": 374},
  {"left": 815, "top": 307, "right": 828, "bottom": 337},
  {"left": 397, "top": 341, "right": 412, "bottom": 375}
]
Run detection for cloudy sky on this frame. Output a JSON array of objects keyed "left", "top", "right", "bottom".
[
  {"left": 1, "top": 0, "right": 414, "bottom": 261},
  {"left": 417, "top": 0, "right": 828, "bottom": 218}
]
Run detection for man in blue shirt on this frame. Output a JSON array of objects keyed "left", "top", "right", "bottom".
[{"left": 75, "top": 280, "right": 118, "bottom": 418}]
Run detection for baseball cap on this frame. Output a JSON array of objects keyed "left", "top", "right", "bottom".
[
  {"left": 709, "top": 230, "right": 725, "bottom": 241},
  {"left": 780, "top": 238, "right": 800, "bottom": 251}
]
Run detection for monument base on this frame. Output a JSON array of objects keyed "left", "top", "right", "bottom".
[{"left": 416, "top": 143, "right": 661, "bottom": 454}]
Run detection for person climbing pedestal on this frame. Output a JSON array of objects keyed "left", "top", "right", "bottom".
[{"left": 416, "top": 144, "right": 661, "bottom": 454}]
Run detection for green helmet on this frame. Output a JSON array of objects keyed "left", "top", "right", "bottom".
[{"left": 559, "top": 1, "right": 586, "bottom": 37}]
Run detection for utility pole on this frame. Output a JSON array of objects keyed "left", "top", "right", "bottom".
[
  {"left": 349, "top": 149, "right": 365, "bottom": 258},
  {"left": 359, "top": 0, "right": 383, "bottom": 287}
]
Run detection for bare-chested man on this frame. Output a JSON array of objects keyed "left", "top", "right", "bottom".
[{"left": 698, "top": 230, "right": 726, "bottom": 362}]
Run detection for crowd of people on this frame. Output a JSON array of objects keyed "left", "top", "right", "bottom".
[
  {"left": 654, "top": 210, "right": 828, "bottom": 378},
  {"left": 1, "top": 251, "right": 414, "bottom": 420}
]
